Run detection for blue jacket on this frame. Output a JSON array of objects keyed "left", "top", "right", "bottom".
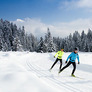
[{"left": 66, "top": 52, "right": 79, "bottom": 62}]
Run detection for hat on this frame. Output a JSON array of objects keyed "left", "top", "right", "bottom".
[
  {"left": 61, "top": 49, "right": 64, "bottom": 50},
  {"left": 74, "top": 47, "right": 78, "bottom": 50}
]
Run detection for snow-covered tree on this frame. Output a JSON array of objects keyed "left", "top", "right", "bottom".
[
  {"left": 0, "top": 37, "right": 3, "bottom": 51},
  {"left": 44, "top": 28, "right": 56, "bottom": 52},
  {"left": 68, "top": 34, "right": 75, "bottom": 52},
  {"left": 2, "top": 42, "right": 8, "bottom": 51},
  {"left": 12, "top": 37, "right": 23, "bottom": 51},
  {"left": 80, "top": 31, "right": 87, "bottom": 51},
  {"left": 37, "top": 37, "right": 47, "bottom": 53},
  {"left": 87, "top": 29, "right": 92, "bottom": 52},
  {"left": 73, "top": 31, "right": 81, "bottom": 50}
]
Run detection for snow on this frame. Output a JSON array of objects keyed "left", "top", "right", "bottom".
[{"left": 0, "top": 52, "right": 92, "bottom": 92}]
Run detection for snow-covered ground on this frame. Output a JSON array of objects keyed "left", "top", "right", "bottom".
[{"left": 0, "top": 52, "right": 92, "bottom": 92}]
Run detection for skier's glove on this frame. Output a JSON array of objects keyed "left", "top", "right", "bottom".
[
  {"left": 65, "top": 61, "right": 67, "bottom": 63},
  {"left": 54, "top": 56, "right": 55, "bottom": 58},
  {"left": 78, "top": 62, "right": 80, "bottom": 64}
]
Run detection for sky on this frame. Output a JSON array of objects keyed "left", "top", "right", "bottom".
[{"left": 1, "top": 0, "right": 92, "bottom": 37}]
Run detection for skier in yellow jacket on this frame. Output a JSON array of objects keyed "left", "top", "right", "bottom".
[{"left": 50, "top": 49, "right": 64, "bottom": 71}]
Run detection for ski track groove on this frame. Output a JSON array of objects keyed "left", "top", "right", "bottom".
[
  {"left": 30, "top": 63, "right": 92, "bottom": 91},
  {"left": 26, "top": 60, "right": 84, "bottom": 92},
  {"left": 32, "top": 61, "right": 92, "bottom": 89}
]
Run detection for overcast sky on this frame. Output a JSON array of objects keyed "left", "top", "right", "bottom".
[{"left": 1, "top": 0, "right": 92, "bottom": 37}]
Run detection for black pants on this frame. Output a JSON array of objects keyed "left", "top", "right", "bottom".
[
  {"left": 60, "top": 61, "right": 76, "bottom": 75},
  {"left": 50, "top": 58, "right": 62, "bottom": 70}
]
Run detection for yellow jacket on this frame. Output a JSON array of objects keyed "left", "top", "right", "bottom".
[{"left": 55, "top": 51, "right": 64, "bottom": 59}]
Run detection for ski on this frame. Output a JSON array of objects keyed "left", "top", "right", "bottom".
[{"left": 70, "top": 75, "right": 83, "bottom": 79}]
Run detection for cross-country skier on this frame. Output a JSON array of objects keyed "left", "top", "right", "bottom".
[
  {"left": 50, "top": 49, "right": 64, "bottom": 71},
  {"left": 58, "top": 47, "right": 80, "bottom": 77}
]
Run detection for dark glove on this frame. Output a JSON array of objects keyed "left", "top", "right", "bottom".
[
  {"left": 78, "top": 62, "right": 80, "bottom": 64},
  {"left": 65, "top": 61, "right": 67, "bottom": 63},
  {"left": 54, "top": 56, "right": 55, "bottom": 58}
]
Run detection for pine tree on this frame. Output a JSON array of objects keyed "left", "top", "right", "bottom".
[
  {"left": 29, "top": 33, "right": 38, "bottom": 52},
  {"left": 63, "top": 38, "right": 69, "bottom": 52},
  {"left": 73, "top": 31, "right": 81, "bottom": 50},
  {"left": 0, "top": 37, "right": 3, "bottom": 51},
  {"left": 37, "top": 37, "right": 46, "bottom": 53},
  {"left": 2, "top": 42, "right": 8, "bottom": 51},
  {"left": 80, "top": 31, "right": 87, "bottom": 51},
  {"left": 68, "top": 34, "right": 74, "bottom": 52},
  {"left": 87, "top": 29, "right": 92, "bottom": 52},
  {"left": 45, "top": 28, "right": 56, "bottom": 52},
  {"left": 12, "top": 37, "right": 23, "bottom": 51},
  {"left": 53, "top": 37, "right": 61, "bottom": 51}
]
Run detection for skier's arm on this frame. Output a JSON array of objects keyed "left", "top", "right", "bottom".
[
  {"left": 54, "top": 51, "right": 59, "bottom": 57},
  {"left": 77, "top": 54, "right": 80, "bottom": 63},
  {"left": 66, "top": 53, "right": 72, "bottom": 61}
]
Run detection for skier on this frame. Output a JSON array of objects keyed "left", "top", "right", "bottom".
[
  {"left": 58, "top": 47, "right": 80, "bottom": 77},
  {"left": 50, "top": 49, "right": 64, "bottom": 71}
]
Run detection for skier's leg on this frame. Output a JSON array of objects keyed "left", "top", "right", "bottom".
[
  {"left": 59, "top": 61, "right": 71, "bottom": 73},
  {"left": 59, "top": 59, "right": 62, "bottom": 70},
  {"left": 50, "top": 58, "right": 58, "bottom": 70},
  {"left": 71, "top": 62, "right": 76, "bottom": 75}
]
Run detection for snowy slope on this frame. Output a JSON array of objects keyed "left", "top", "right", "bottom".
[{"left": 0, "top": 52, "right": 92, "bottom": 92}]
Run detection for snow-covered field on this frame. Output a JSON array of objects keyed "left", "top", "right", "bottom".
[{"left": 0, "top": 52, "right": 92, "bottom": 92}]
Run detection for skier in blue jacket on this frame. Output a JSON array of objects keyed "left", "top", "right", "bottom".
[{"left": 59, "top": 47, "right": 80, "bottom": 77}]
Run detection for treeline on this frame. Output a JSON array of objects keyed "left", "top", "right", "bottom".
[
  {"left": 53, "top": 30, "right": 92, "bottom": 52},
  {"left": 0, "top": 19, "right": 92, "bottom": 52}
]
